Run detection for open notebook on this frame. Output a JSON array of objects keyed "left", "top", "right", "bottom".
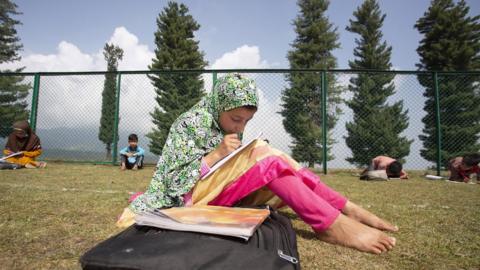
[
  {"left": 0, "top": 152, "right": 23, "bottom": 161},
  {"left": 201, "top": 132, "right": 263, "bottom": 180},
  {"left": 135, "top": 205, "right": 270, "bottom": 240}
]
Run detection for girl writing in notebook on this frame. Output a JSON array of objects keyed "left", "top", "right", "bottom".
[
  {"left": 118, "top": 73, "right": 397, "bottom": 254},
  {"left": 3, "top": 120, "right": 46, "bottom": 168}
]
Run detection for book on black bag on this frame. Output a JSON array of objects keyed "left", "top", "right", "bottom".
[
  {"left": 80, "top": 209, "right": 300, "bottom": 270},
  {"left": 135, "top": 205, "right": 270, "bottom": 240}
]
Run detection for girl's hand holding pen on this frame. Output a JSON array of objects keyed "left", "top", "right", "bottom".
[
  {"left": 217, "top": 134, "right": 242, "bottom": 157},
  {"left": 203, "top": 134, "right": 241, "bottom": 167}
]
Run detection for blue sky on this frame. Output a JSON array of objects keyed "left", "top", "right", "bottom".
[{"left": 12, "top": 0, "right": 480, "bottom": 71}]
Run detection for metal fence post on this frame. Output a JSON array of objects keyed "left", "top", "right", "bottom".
[
  {"left": 212, "top": 72, "right": 217, "bottom": 90},
  {"left": 433, "top": 72, "right": 442, "bottom": 175},
  {"left": 321, "top": 71, "right": 328, "bottom": 175},
  {"left": 29, "top": 73, "right": 41, "bottom": 132},
  {"left": 112, "top": 72, "right": 122, "bottom": 165}
]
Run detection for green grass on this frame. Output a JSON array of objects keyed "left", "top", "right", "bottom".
[{"left": 0, "top": 164, "right": 479, "bottom": 269}]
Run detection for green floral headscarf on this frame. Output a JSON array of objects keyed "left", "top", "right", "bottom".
[
  {"left": 130, "top": 73, "right": 258, "bottom": 212},
  {"left": 208, "top": 73, "right": 258, "bottom": 122}
]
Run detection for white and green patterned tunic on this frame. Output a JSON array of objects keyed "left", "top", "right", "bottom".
[{"left": 130, "top": 73, "right": 258, "bottom": 212}]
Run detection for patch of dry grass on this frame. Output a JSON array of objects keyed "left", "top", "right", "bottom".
[{"left": 0, "top": 164, "right": 479, "bottom": 269}]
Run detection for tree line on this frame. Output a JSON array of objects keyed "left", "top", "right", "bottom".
[{"left": 0, "top": 0, "right": 479, "bottom": 168}]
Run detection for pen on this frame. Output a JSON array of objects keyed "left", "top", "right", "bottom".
[{"left": 237, "top": 133, "right": 243, "bottom": 142}]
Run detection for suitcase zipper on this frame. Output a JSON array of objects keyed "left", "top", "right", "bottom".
[
  {"left": 274, "top": 214, "right": 299, "bottom": 266},
  {"left": 277, "top": 249, "right": 299, "bottom": 264}
]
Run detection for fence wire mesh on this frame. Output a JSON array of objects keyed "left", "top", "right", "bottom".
[{"left": 0, "top": 70, "right": 479, "bottom": 172}]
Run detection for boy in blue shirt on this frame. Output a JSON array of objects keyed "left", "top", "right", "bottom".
[{"left": 119, "top": 134, "right": 145, "bottom": 170}]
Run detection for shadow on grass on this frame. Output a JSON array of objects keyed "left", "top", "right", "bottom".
[
  {"left": 278, "top": 211, "right": 317, "bottom": 240},
  {"left": 295, "top": 228, "right": 317, "bottom": 240},
  {"left": 279, "top": 211, "right": 301, "bottom": 220}
]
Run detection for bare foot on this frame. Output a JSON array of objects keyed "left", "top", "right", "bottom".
[
  {"left": 132, "top": 165, "right": 138, "bottom": 171},
  {"left": 342, "top": 201, "right": 398, "bottom": 232},
  {"left": 38, "top": 162, "right": 47, "bottom": 168},
  {"left": 120, "top": 163, "right": 126, "bottom": 171},
  {"left": 317, "top": 214, "right": 396, "bottom": 254},
  {"left": 24, "top": 163, "right": 36, "bottom": 169}
]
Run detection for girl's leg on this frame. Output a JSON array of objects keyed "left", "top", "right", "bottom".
[
  {"left": 248, "top": 144, "right": 347, "bottom": 209},
  {"left": 298, "top": 168, "right": 398, "bottom": 232},
  {"left": 298, "top": 168, "right": 348, "bottom": 210},
  {"left": 266, "top": 173, "right": 396, "bottom": 254},
  {"left": 208, "top": 156, "right": 396, "bottom": 254},
  {"left": 253, "top": 143, "right": 398, "bottom": 233},
  {"left": 266, "top": 173, "right": 340, "bottom": 232},
  {"left": 208, "top": 145, "right": 397, "bottom": 233},
  {"left": 341, "top": 201, "right": 398, "bottom": 232},
  {"left": 251, "top": 144, "right": 347, "bottom": 210}
]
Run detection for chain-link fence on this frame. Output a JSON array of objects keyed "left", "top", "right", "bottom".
[{"left": 1, "top": 70, "right": 479, "bottom": 173}]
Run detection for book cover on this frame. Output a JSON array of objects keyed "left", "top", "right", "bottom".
[{"left": 135, "top": 205, "right": 270, "bottom": 240}]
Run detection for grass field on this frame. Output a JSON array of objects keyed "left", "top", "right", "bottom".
[{"left": 0, "top": 163, "right": 479, "bottom": 269}]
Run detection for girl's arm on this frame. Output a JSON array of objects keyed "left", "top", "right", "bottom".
[
  {"left": 203, "top": 151, "right": 223, "bottom": 168},
  {"left": 199, "top": 158, "right": 211, "bottom": 178}
]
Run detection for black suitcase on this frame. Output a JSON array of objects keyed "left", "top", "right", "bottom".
[{"left": 80, "top": 210, "right": 300, "bottom": 270}]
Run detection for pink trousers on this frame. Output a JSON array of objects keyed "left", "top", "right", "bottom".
[{"left": 208, "top": 156, "right": 347, "bottom": 232}]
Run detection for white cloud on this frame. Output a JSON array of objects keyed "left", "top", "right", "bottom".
[
  {"left": 107, "top": 27, "right": 154, "bottom": 70},
  {"left": 0, "top": 27, "right": 155, "bottom": 133},
  {"left": 203, "top": 45, "right": 271, "bottom": 93},
  {"left": 1, "top": 41, "right": 97, "bottom": 72},
  {"left": 0, "top": 26, "right": 154, "bottom": 72},
  {"left": 210, "top": 45, "right": 270, "bottom": 69}
]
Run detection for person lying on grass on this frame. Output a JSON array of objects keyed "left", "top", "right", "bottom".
[
  {"left": 3, "top": 120, "right": 47, "bottom": 169},
  {"left": 360, "top": 156, "right": 408, "bottom": 180},
  {"left": 448, "top": 153, "right": 480, "bottom": 183},
  {"left": 118, "top": 73, "right": 397, "bottom": 254}
]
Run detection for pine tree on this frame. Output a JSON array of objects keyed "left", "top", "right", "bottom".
[
  {"left": 147, "top": 1, "right": 207, "bottom": 155},
  {"left": 281, "top": 0, "right": 342, "bottom": 167},
  {"left": 345, "top": 0, "right": 412, "bottom": 167},
  {"left": 415, "top": 0, "right": 480, "bottom": 165},
  {"left": 98, "top": 43, "right": 123, "bottom": 159},
  {"left": 0, "top": 0, "right": 29, "bottom": 137}
]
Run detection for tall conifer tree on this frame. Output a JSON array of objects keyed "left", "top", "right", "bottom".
[
  {"left": 415, "top": 0, "right": 480, "bottom": 164},
  {"left": 0, "top": 0, "right": 29, "bottom": 137},
  {"left": 345, "top": 0, "right": 412, "bottom": 166},
  {"left": 281, "top": 0, "right": 342, "bottom": 167},
  {"left": 147, "top": 1, "right": 207, "bottom": 155},
  {"left": 98, "top": 43, "right": 123, "bottom": 158}
]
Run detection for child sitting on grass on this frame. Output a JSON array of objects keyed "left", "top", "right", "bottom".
[
  {"left": 448, "top": 153, "right": 480, "bottom": 183},
  {"left": 119, "top": 134, "right": 145, "bottom": 171},
  {"left": 3, "top": 120, "right": 46, "bottom": 169}
]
